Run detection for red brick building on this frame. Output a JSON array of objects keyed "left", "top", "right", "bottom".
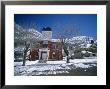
[
  {"left": 29, "top": 27, "right": 63, "bottom": 61},
  {"left": 38, "top": 27, "right": 63, "bottom": 61}
]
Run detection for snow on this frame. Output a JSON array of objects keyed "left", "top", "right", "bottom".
[
  {"left": 70, "top": 58, "right": 96, "bottom": 64},
  {"left": 74, "top": 63, "right": 91, "bottom": 68},
  {"left": 51, "top": 39, "right": 61, "bottom": 42},
  {"left": 14, "top": 47, "right": 24, "bottom": 51},
  {"left": 86, "top": 44, "right": 92, "bottom": 48},
  {"left": 47, "top": 60, "right": 65, "bottom": 64},
  {"left": 64, "top": 36, "right": 96, "bottom": 48},
  {"left": 15, "top": 24, "right": 43, "bottom": 41},
  {"left": 51, "top": 36, "right": 95, "bottom": 48},
  {"left": 14, "top": 57, "right": 96, "bottom": 66},
  {"left": 14, "top": 60, "right": 39, "bottom": 66},
  {"left": 81, "top": 50, "right": 86, "bottom": 54},
  {"left": 14, "top": 57, "right": 97, "bottom": 76},
  {"left": 66, "top": 36, "right": 93, "bottom": 43}
]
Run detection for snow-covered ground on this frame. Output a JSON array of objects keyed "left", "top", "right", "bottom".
[{"left": 14, "top": 57, "right": 97, "bottom": 76}]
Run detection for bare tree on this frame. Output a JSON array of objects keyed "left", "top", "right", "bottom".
[
  {"left": 57, "top": 24, "right": 80, "bottom": 63},
  {"left": 14, "top": 23, "right": 42, "bottom": 66}
]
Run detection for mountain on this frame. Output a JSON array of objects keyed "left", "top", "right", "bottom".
[
  {"left": 65, "top": 36, "right": 95, "bottom": 48},
  {"left": 14, "top": 23, "right": 96, "bottom": 49},
  {"left": 14, "top": 23, "right": 43, "bottom": 41},
  {"left": 51, "top": 36, "right": 95, "bottom": 48},
  {"left": 66, "top": 36, "right": 93, "bottom": 44}
]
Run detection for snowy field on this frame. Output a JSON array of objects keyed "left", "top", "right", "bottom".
[{"left": 14, "top": 57, "right": 97, "bottom": 76}]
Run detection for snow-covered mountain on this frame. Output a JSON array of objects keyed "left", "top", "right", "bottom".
[
  {"left": 14, "top": 24, "right": 96, "bottom": 48},
  {"left": 51, "top": 36, "right": 95, "bottom": 48},
  {"left": 66, "top": 36, "right": 93, "bottom": 44},
  {"left": 14, "top": 24, "right": 43, "bottom": 41},
  {"left": 65, "top": 36, "right": 95, "bottom": 48},
  {"left": 28, "top": 28, "right": 43, "bottom": 40}
]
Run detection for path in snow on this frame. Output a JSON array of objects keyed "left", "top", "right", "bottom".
[{"left": 14, "top": 58, "right": 97, "bottom": 76}]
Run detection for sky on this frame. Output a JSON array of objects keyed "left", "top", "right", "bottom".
[{"left": 14, "top": 14, "right": 97, "bottom": 39}]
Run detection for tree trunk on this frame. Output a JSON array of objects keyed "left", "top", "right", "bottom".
[
  {"left": 63, "top": 46, "right": 69, "bottom": 63},
  {"left": 22, "top": 41, "right": 30, "bottom": 66},
  {"left": 22, "top": 50, "right": 26, "bottom": 66},
  {"left": 66, "top": 55, "right": 70, "bottom": 63}
]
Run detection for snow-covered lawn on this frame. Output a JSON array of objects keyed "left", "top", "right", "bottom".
[{"left": 14, "top": 57, "right": 97, "bottom": 76}]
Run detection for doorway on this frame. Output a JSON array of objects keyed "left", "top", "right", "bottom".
[{"left": 41, "top": 51, "right": 48, "bottom": 60}]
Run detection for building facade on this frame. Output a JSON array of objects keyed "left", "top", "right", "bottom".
[{"left": 30, "top": 27, "right": 63, "bottom": 61}]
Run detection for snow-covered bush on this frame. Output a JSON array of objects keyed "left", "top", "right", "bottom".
[
  {"left": 83, "top": 52, "right": 90, "bottom": 57},
  {"left": 87, "top": 44, "right": 97, "bottom": 53},
  {"left": 73, "top": 52, "right": 83, "bottom": 59}
]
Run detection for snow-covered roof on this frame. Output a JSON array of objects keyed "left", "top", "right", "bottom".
[{"left": 51, "top": 39, "right": 61, "bottom": 42}]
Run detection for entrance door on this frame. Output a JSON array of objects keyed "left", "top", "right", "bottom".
[{"left": 41, "top": 52, "right": 48, "bottom": 60}]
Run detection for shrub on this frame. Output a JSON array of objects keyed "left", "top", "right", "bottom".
[
  {"left": 63, "top": 46, "right": 69, "bottom": 56},
  {"left": 74, "top": 48, "right": 82, "bottom": 53},
  {"left": 83, "top": 52, "right": 90, "bottom": 57},
  {"left": 71, "top": 48, "right": 84, "bottom": 59},
  {"left": 87, "top": 44, "right": 97, "bottom": 53},
  {"left": 88, "top": 47, "right": 97, "bottom": 53},
  {"left": 73, "top": 52, "right": 83, "bottom": 59}
]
